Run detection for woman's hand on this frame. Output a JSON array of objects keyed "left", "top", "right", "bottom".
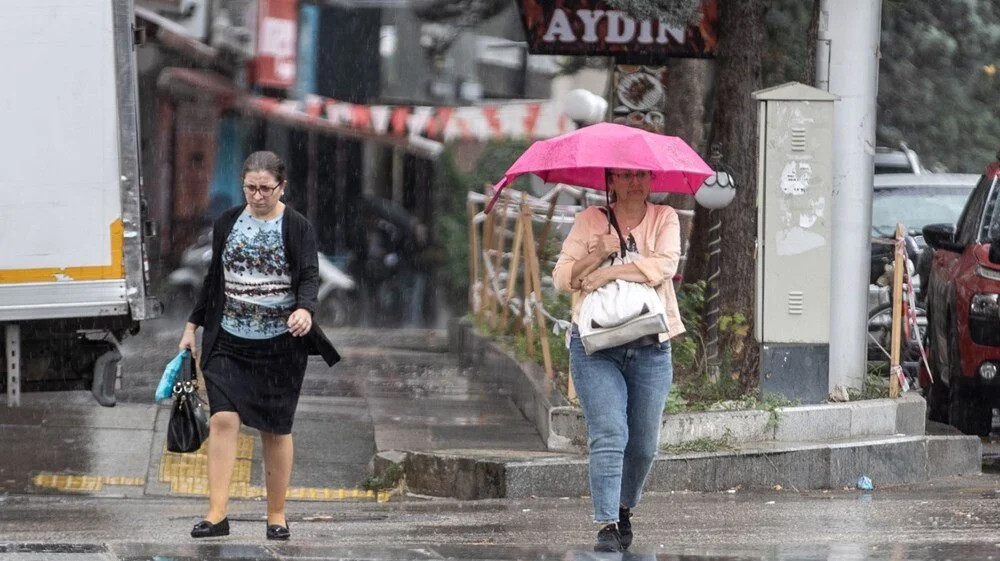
[
  {"left": 287, "top": 308, "right": 313, "bottom": 337},
  {"left": 581, "top": 268, "right": 613, "bottom": 293},
  {"left": 590, "top": 234, "right": 621, "bottom": 258},
  {"left": 178, "top": 323, "right": 198, "bottom": 353}
]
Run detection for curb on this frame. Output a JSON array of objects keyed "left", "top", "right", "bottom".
[
  {"left": 449, "top": 319, "right": 928, "bottom": 453},
  {"left": 375, "top": 434, "right": 981, "bottom": 499}
]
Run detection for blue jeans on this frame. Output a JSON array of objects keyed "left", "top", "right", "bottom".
[{"left": 570, "top": 329, "right": 673, "bottom": 522}]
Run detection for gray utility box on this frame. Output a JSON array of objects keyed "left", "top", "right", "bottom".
[{"left": 753, "top": 82, "right": 838, "bottom": 403}]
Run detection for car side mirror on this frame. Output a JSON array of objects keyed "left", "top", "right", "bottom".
[
  {"left": 923, "top": 223, "right": 963, "bottom": 253},
  {"left": 990, "top": 238, "right": 1000, "bottom": 266}
]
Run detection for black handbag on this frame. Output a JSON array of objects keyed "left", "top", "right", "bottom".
[{"left": 166, "top": 354, "right": 210, "bottom": 453}]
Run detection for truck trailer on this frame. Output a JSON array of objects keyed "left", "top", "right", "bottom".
[{"left": 1, "top": 0, "right": 160, "bottom": 406}]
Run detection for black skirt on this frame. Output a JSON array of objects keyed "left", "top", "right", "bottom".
[{"left": 203, "top": 329, "right": 309, "bottom": 434}]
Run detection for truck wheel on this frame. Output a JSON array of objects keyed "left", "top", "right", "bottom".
[{"left": 91, "top": 348, "right": 121, "bottom": 407}]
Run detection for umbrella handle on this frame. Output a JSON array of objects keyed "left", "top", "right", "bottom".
[{"left": 483, "top": 177, "right": 510, "bottom": 214}]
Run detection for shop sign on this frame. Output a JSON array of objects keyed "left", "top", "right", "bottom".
[{"left": 516, "top": 0, "right": 718, "bottom": 61}]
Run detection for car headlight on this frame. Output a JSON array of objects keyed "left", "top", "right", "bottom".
[
  {"left": 980, "top": 362, "right": 998, "bottom": 381},
  {"left": 970, "top": 293, "right": 1000, "bottom": 320}
]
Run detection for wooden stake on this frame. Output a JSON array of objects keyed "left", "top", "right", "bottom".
[
  {"left": 481, "top": 210, "right": 495, "bottom": 324},
  {"left": 523, "top": 217, "right": 536, "bottom": 356},
  {"left": 501, "top": 198, "right": 526, "bottom": 333},
  {"left": 467, "top": 200, "right": 479, "bottom": 314},
  {"left": 491, "top": 191, "right": 513, "bottom": 330},
  {"left": 537, "top": 197, "right": 559, "bottom": 264},
  {"left": 889, "top": 223, "right": 905, "bottom": 398},
  {"left": 522, "top": 212, "right": 553, "bottom": 379}
]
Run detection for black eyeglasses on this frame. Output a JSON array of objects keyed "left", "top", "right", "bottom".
[
  {"left": 243, "top": 183, "right": 282, "bottom": 196},
  {"left": 610, "top": 171, "right": 651, "bottom": 182}
]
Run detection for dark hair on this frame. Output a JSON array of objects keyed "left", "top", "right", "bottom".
[{"left": 241, "top": 150, "right": 286, "bottom": 184}]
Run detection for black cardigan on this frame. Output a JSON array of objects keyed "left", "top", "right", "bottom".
[{"left": 188, "top": 205, "right": 340, "bottom": 367}]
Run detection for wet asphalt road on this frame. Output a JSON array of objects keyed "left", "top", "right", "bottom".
[
  {"left": 7, "top": 313, "right": 1000, "bottom": 558},
  {"left": 6, "top": 475, "right": 1000, "bottom": 559}
]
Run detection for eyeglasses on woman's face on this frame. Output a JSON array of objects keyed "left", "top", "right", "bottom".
[
  {"left": 243, "top": 182, "right": 282, "bottom": 197},
  {"left": 609, "top": 170, "right": 651, "bottom": 182}
]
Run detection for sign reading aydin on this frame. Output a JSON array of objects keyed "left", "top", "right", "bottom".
[{"left": 516, "top": 0, "right": 718, "bottom": 60}]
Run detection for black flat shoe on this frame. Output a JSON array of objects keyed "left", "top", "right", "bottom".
[
  {"left": 266, "top": 522, "right": 290, "bottom": 541},
  {"left": 191, "top": 517, "right": 229, "bottom": 538},
  {"left": 594, "top": 523, "right": 622, "bottom": 552}
]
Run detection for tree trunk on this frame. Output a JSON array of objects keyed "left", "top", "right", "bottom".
[
  {"left": 804, "top": 0, "right": 821, "bottom": 85},
  {"left": 711, "top": 0, "right": 770, "bottom": 388},
  {"left": 662, "top": 58, "right": 713, "bottom": 280}
]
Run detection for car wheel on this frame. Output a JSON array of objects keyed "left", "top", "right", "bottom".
[
  {"left": 946, "top": 323, "right": 990, "bottom": 436},
  {"left": 924, "top": 309, "right": 949, "bottom": 422}
]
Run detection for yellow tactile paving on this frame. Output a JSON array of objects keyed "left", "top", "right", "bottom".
[
  {"left": 32, "top": 474, "right": 145, "bottom": 492},
  {"left": 156, "top": 432, "right": 389, "bottom": 502},
  {"left": 31, "top": 432, "right": 390, "bottom": 502}
]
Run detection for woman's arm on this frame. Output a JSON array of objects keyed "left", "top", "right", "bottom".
[
  {"left": 581, "top": 208, "right": 681, "bottom": 291},
  {"left": 552, "top": 211, "right": 619, "bottom": 292},
  {"left": 295, "top": 220, "right": 320, "bottom": 315},
  {"left": 631, "top": 208, "right": 681, "bottom": 286}
]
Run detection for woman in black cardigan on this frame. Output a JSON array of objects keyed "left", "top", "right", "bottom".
[{"left": 178, "top": 151, "right": 339, "bottom": 541}]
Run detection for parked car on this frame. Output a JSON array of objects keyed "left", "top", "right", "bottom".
[
  {"left": 922, "top": 153, "right": 1000, "bottom": 435},
  {"left": 870, "top": 173, "right": 978, "bottom": 291},
  {"left": 874, "top": 142, "right": 923, "bottom": 174}
]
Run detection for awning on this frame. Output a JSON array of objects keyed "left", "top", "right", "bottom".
[{"left": 135, "top": 6, "right": 219, "bottom": 67}]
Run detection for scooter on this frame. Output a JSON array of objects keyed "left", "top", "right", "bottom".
[
  {"left": 165, "top": 230, "right": 356, "bottom": 326},
  {"left": 316, "top": 253, "right": 356, "bottom": 326}
]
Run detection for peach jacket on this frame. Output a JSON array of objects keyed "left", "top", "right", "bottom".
[{"left": 552, "top": 202, "right": 685, "bottom": 342}]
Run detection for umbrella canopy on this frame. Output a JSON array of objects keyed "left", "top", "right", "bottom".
[{"left": 485, "top": 123, "right": 714, "bottom": 213}]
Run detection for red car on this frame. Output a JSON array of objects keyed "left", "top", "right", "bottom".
[{"left": 924, "top": 152, "right": 1000, "bottom": 435}]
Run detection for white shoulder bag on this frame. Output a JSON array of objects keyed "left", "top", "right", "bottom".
[{"left": 577, "top": 208, "right": 668, "bottom": 355}]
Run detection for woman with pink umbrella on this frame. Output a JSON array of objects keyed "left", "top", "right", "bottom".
[{"left": 492, "top": 123, "right": 712, "bottom": 552}]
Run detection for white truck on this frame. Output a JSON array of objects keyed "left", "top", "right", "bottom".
[{"left": 1, "top": 0, "right": 160, "bottom": 406}]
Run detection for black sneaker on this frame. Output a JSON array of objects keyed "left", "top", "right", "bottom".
[
  {"left": 618, "top": 507, "right": 633, "bottom": 549},
  {"left": 594, "top": 523, "right": 623, "bottom": 552}
]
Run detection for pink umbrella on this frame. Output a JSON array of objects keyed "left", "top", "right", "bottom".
[{"left": 485, "top": 122, "right": 714, "bottom": 213}]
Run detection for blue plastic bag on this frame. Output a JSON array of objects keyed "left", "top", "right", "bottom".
[{"left": 155, "top": 350, "right": 190, "bottom": 401}]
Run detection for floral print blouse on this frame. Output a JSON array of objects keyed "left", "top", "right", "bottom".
[{"left": 220, "top": 209, "right": 295, "bottom": 339}]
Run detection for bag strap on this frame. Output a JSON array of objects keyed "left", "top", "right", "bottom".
[
  {"left": 598, "top": 206, "right": 628, "bottom": 258},
  {"left": 179, "top": 352, "right": 196, "bottom": 383}
]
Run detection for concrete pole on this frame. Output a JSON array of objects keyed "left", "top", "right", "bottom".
[{"left": 816, "top": 0, "right": 882, "bottom": 395}]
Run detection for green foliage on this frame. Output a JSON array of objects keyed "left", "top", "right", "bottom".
[
  {"left": 665, "top": 369, "right": 797, "bottom": 429},
  {"left": 848, "top": 365, "right": 891, "bottom": 401},
  {"left": 877, "top": 1, "right": 1000, "bottom": 172},
  {"left": 672, "top": 281, "right": 705, "bottom": 375},
  {"left": 436, "top": 140, "right": 532, "bottom": 314},
  {"left": 662, "top": 432, "right": 737, "bottom": 455},
  {"left": 361, "top": 463, "right": 404, "bottom": 492},
  {"left": 671, "top": 281, "right": 749, "bottom": 380},
  {"left": 764, "top": 0, "right": 998, "bottom": 172},
  {"left": 763, "top": 0, "right": 817, "bottom": 86}
]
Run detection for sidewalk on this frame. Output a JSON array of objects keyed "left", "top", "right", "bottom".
[
  {"left": 368, "top": 321, "right": 984, "bottom": 499},
  {"left": 0, "top": 326, "right": 545, "bottom": 501}
]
